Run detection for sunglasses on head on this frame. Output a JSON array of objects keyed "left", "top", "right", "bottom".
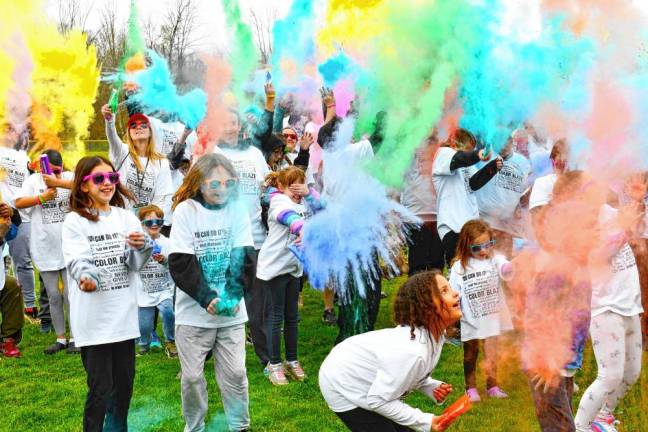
[
  {"left": 128, "top": 121, "right": 149, "bottom": 130},
  {"left": 208, "top": 179, "right": 237, "bottom": 190},
  {"left": 142, "top": 218, "right": 164, "bottom": 228},
  {"left": 82, "top": 171, "right": 120, "bottom": 185},
  {"left": 470, "top": 239, "right": 496, "bottom": 254}
]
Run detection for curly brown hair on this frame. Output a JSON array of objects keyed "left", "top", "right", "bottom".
[{"left": 393, "top": 270, "right": 448, "bottom": 342}]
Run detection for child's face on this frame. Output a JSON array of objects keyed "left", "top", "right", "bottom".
[
  {"left": 470, "top": 232, "right": 494, "bottom": 260},
  {"left": 141, "top": 212, "right": 163, "bottom": 237},
  {"left": 201, "top": 166, "right": 237, "bottom": 205},
  {"left": 81, "top": 163, "right": 117, "bottom": 207},
  {"left": 435, "top": 274, "right": 462, "bottom": 323}
]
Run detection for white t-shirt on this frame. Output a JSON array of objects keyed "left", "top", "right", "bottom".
[
  {"left": 432, "top": 147, "right": 479, "bottom": 239},
  {"left": 322, "top": 140, "right": 375, "bottom": 201},
  {"left": 62, "top": 208, "right": 143, "bottom": 347},
  {"left": 0, "top": 147, "right": 31, "bottom": 222},
  {"left": 449, "top": 255, "right": 514, "bottom": 341},
  {"left": 108, "top": 120, "right": 173, "bottom": 222},
  {"left": 529, "top": 173, "right": 557, "bottom": 210},
  {"left": 214, "top": 145, "right": 269, "bottom": 249},
  {"left": 401, "top": 167, "right": 437, "bottom": 222},
  {"left": 475, "top": 153, "right": 530, "bottom": 234},
  {"left": 149, "top": 117, "right": 197, "bottom": 186},
  {"left": 16, "top": 172, "right": 73, "bottom": 271},
  {"left": 170, "top": 198, "right": 253, "bottom": 328},
  {"left": 319, "top": 326, "right": 444, "bottom": 432},
  {"left": 138, "top": 235, "right": 174, "bottom": 307},
  {"left": 591, "top": 205, "right": 644, "bottom": 318},
  {"left": 257, "top": 194, "right": 306, "bottom": 281}
]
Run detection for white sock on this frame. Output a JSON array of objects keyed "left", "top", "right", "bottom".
[{"left": 56, "top": 337, "right": 67, "bottom": 345}]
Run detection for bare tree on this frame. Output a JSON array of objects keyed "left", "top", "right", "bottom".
[
  {"left": 158, "top": 0, "right": 200, "bottom": 84},
  {"left": 250, "top": 7, "right": 277, "bottom": 66},
  {"left": 94, "top": 2, "right": 126, "bottom": 69},
  {"left": 143, "top": 15, "right": 160, "bottom": 52},
  {"left": 55, "top": 0, "right": 98, "bottom": 45}
]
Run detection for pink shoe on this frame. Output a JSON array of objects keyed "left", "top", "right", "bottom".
[
  {"left": 466, "top": 388, "right": 481, "bottom": 402},
  {"left": 486, "top": 386, "right": 509, "bottom": 398}
]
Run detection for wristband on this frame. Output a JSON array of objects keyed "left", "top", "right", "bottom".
[{"left": 38, "top": 195, "right": 46, "bottom": 205}]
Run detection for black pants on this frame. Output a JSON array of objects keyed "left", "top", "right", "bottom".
[
  {"left": 335, "top": 408, "right": 414, "bottom": 432},
  {"left": 528, "top": 375, "right": 575, "bottom": 432},
  {"left": 441, "top": 231, "right": 460, "bottom": 269},
  {"left": 81, "top": 340, "right": 136, "bottom": 432},
  {"left": 408, "top": 222, "right": 444, "bottom": 276},
  {"left": 263, "top": 273, "right": 300, "bottom": 364},
  {"left": 242, "top": 249, "right": 271, "bottom": 366},
  {"left": 335, "top": 266, "right": 381, "bottom": 346}
]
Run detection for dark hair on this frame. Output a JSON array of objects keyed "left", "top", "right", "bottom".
[
  {"left": 43, "top": 149, "right": 63, "bottom": 168},
  {"left": 69, "top": 156, "right": 134, "bottom": 222},
  {"left": 393, "top": 270, "right": 448, "bottom": 342},
  {"left": 454, "top": 219, "right": 494, "bottom": 270}
]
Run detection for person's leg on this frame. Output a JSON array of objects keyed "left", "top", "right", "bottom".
[
  {"left": 429, "top": 222, "right": 445, "bottom": 271},
  {"left": 484, "top": 337, "right": 499, "bottom": 390},
  {"left": 137, "top": 307, "right": 155, "bottom": 351},
  {"left": 284, "top": 276, "right": 301, "bottom": 363},
  {"left": 103, "top": 339, "right": 135, "bottom": 432},
  {"left": 463, "top": 339, "right": 480, "bottom": 391},
  {"left": 574, "top": 312, "right": 626, "bottom": 430},
  {"left": 322, "top": 285, "right": 336, "bottom": 324},
  {"left": 407, "top": 224, "right": 429, "bottom": 276},
  {"left": 157, "top": 298, "right": 175, "bottom": 342},
  {"left": 266, "top": 275, "right": 288, "bottom": 365},
  {"left": 176, "top": 324, "right": 217, "bottom": 432},
  {"left": 242, "top": 249, "right": 270, "bottom": 366},
  {"left": 599, "top": 314, "right": 643, "bottom": 417},
  {"left": 213, "top": 324, "right": 250, "bottom": 431},
  {"left": 441, "top": 231, "right": 459, "bottom": 270},
  {"left": 37, "top": 274, "right": 51, "bottom": 332},
  {"left": 8, "top": 222, "right": 35, "bottom": 309},
  {"left": 528, "top": 374, "right": 576, "bottom": 432},
  {"left": 81, "top": 343, "right": 113, "bottom": 432},
  {"left": 335, "top": 407, "right": 414, "bottom": 432},
  {"left": 0, "top": 276, "right": 24, "bottom": 342},
  {"left": 40, "top": 271, "right": 65, "bottom": 338}
]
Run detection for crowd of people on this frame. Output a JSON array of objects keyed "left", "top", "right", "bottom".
[{"left": 0, "top": 80, "right": 645, "bottom": 432}]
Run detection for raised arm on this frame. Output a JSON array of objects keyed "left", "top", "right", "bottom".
[{"left": 101, "top": 104, "right": 129, "bottom": 166}]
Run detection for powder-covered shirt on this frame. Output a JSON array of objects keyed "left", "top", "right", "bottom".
[
  {"left": 401, "top": 166, "right": 437, "bottom": 222},
  {"left": 449, "top": 255, "right": 514, "bottom": 341},
  {"left": 319, "top": 326, "right": 444, "bottom": 432},
  {"left": 591, "top": 205, "right": 643, "bottom": 318},
  {"left": 170, "top": 198, "right": 253, "bottom": 328},
  {"left": 137, "top": 234, "right": 174, "bottom": 307},
  {"left": 0, "top": 146, "right": 31, "bottom": 222},
  {"left": 16, "top": 171, "right": 73, "bottom": 271},
  {"left": 62, "top": 208, "right": 147, "bottom": 347},
  {"left": 529, "top": 173, "right": 557, "bottom": 210},
  {"left": 214, "top": 145, "right": 270, "bottom": 249},
  {"left": 432, "top": 147, "right": 479, "bottom": 239},
  {"left": 475, "top": 152, "right": 530, "bottom": 235}
]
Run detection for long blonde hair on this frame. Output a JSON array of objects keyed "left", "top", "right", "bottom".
[
  {"left": 172, "top": 153, "right": 238, "bottom": 210},
  {"left": 124, "top": 127, "right": 164, "bottom": 172}
]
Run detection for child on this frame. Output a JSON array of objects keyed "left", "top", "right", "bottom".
[
  {"left": 15, "top": 150, "right": 76, "bottom": 354},
  {"left": 319, "top": 271, "right": 462, "bottom": 432},
  {"left": 257, "top": 166, "right": 323, "bottom": 385},
  {"left": 449, "top": 219, "right": 513, "bottom": 402},
  {"left": 168, "top": 153, "right": 253, "bottom": 432},
  {"left": 62, "top": 156, "right": 152, "bottom": 431},
  {"left": 136, "top": 204, "right": 177, "bottom": 358}
]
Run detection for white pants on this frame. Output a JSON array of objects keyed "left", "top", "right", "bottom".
[
  {"left": 575, "top": 312, "right": 642, "bottom": 431},
  {"left": 176, "top": 324, "right": 249, "bottom": 432}
]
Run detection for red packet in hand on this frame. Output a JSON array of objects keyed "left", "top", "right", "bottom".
[{"left": 437, "top": 394, "right": 472, "bottom": 429}]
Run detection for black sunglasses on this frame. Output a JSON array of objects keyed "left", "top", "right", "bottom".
[{"left": 142, "top": 219, "right": 164, "bottom": 228}]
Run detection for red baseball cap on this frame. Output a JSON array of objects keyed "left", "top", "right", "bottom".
[{"left": 127, "top": 113, "right": 150, "bottom": 127}]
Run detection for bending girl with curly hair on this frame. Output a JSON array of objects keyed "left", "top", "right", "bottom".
[{"left": 319, "top": 270, "right": 463, "bottom": 432}]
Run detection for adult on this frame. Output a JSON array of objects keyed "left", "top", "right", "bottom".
[{"left": 0, "top": 202, "right": 23, "bottom": 357}]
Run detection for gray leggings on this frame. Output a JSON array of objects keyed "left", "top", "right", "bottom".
[{"left": 41, "top": 269, "right": 70, "bottom": 337}]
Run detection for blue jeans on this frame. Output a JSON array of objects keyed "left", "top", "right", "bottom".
[{"left": 138, "top": 298, "right": 175, "bottom": 348}]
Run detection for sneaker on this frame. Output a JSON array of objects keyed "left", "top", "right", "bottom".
[
  {"left": 466, "top": 388, "right": 481, "bottom": 403},
  {"left": 0, "top": 338, "right": 21, "bottom": 358},
  {"left": 165, "top": 341, "right": 178, "bottom": 358},
  {"left": 322, "top": 309, "right": 337, "bottom": 325},
  {"left": 486, "top": 386, "right": 509, "bottom": 399},
  {"left": 44, "top": 341, "right": 67, "bottom": 355},
  {"left": 284, "top": 360, "right": 306, "bottom": 381},
  {"left": 40, "top": 322, "right": 53, "bottom": 334},
  {"left": 380, "top": 291, "right": 388, "bottom": 299},
  {"left": 66, "top": 341, "right": 81, "bottom": 354},
  {"left": 594, "top": 414, "right": 619, "bottom": 431},
  {"left": 136, "top": 346, "right": 150, "bottom": 357},
  {"left": 264, "top": 363, "right": 289, "bottom": 386},
  {"left": 150, "top": 340, "right": 162, "bottom": 351},
  {"left": 245, "top": 334, "right": 253, "bottom": 346}
]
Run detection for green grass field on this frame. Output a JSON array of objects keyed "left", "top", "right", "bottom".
[{"left": 1, "top": 277, "right": 646, "bottom": 431}]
